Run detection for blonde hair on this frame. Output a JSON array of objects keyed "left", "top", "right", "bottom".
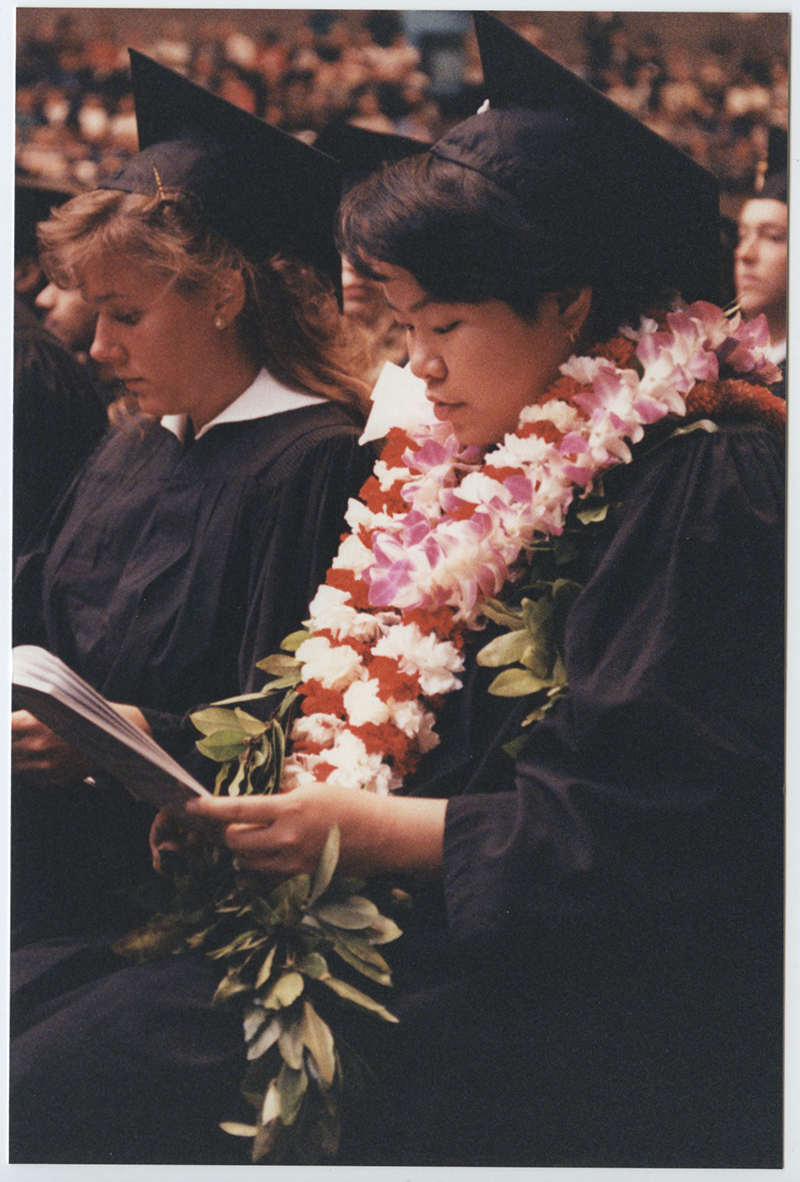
[{"left": 38, "top": 188, "right": 372, "bottom": 422}]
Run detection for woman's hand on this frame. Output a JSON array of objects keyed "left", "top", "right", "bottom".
[
  {"left": 11, "top": 710, "right": 96, "bottom": 785},
  {"left": 185, "top": 785, "right": 447, "bottom": 881},
  {"left": 149, "top": 807, "right": 200, "bottom": 874},
  {"left": 110, "top": 703, "right": 152, "bottom": 735},
  {"left": 11, "top": 702, "right": 151, "bottom": 787}
]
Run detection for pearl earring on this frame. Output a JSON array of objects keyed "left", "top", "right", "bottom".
[{"left": 215, "top": 317, "right": 224, "bottom": 330}]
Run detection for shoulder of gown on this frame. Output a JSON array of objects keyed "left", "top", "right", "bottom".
[
  {"left": 440, "top": 420, "right": 785, "bottom": 951},
  {"left": 14, "top": 399, "right": 376, "bottom": 762}
]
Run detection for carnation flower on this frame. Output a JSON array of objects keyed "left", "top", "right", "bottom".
[
  {"left": 560, "top": 354, "right": 609, "bottom": 384},
  {"left": 331, "top": 530, "right": 374, "bottom": 577},
  {"left": 520, "top": 399, "right": 583, "bottom": 433},
  {"left": 373, "top": 459, "right": 413, "bottom": 491},
  {"left": 586, "top": 335, "right": 638, "bottom": 367},
  {"left": 342, "top": 678, "right": 392, "bottom": 727},
  {"left": 281, "top": 753, "right": 330, "bottom": 792},
  {"left": 373, "top": 624, "right": 464, "bottom": 696},
  {"left": 295, "top": 636, "right": 363, "bottom": 691},
  {"left": 306, "top": 584, "right": 386, "bottom": 643},
  {"left": 291, "top": 712, "right": 342, "bottom": 748},
  {"left": 322, "top": 730, "right": 391, "bottom": 793},
  {"left": 390, "top": 698, "right": 439, "bottom": 751}
]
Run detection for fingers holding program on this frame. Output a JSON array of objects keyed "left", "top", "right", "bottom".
[
  {"left": 186, "top": 786, "right": 378, "bottom": 878},
  {"left": 11, "top": 701, "right": 149, "bottom": 788},
  {"left": 11, "top": 709, "right": 96, "bottom": 785},
  {"left": 185, "top": 784, "right": 447, "bottom": 881}
]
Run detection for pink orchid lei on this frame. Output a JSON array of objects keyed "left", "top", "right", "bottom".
[{"left": 281, "top": 302, "right": 780, "bottom": 796}]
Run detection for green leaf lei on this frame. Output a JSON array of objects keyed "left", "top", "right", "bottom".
[
  {"left": 113, "top": 633, "right": 402, "bottom": 1164},
  {"left": 477, "top": 494, "right": 610, "bottom": 756}
]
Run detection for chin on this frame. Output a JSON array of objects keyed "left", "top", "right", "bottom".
[
  {"left": 134, "top": 394, "right": 163, "bottom": 416},
  {"left": 734, "top": 284, "right": 763, "bottom": 316},
  {"left": 738, "top": 296, "right": 764, "bottom": 319},
  {"left": 455, "top": 429, "right": 497, "bottom": 449}
]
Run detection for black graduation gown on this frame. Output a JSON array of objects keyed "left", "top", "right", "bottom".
[
  {"left": 341, "top": 418, "right": 784, "bottom": 1168},
  {"left": 9, "top": 420, "right": 785, "bottom": 1166},
  {"left": 13, "top": 298, "right": 108, "bottom": 560},
  {"left": 12, "top": 402, "right": 375, "bottom": 938}
]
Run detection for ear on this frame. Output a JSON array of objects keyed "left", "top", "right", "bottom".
[
  {"left": 211, "top": 269, "right": 247, "bottom": 329},
  {"left": 556, "top": 286, "right": 593, "bottom": 339}
]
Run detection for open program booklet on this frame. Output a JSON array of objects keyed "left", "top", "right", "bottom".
[{"left": 12, "top": 645, "right": 210, "bottom": 808}]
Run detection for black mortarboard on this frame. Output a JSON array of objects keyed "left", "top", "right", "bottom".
[
  {"left": 15, "top": 177, "right": 79, "bottom": 262},
  {"left": 432, "top": 12, "right": 720, "bottom": 304},
  {"left": 757, "top": 127, "right": 787, "bottom": 203},
  {"left": 314, "top": 122, "right": 430, "bottom": 194},
  {"left": 103, "top": 50, "right": 343, "bottom": 288}
]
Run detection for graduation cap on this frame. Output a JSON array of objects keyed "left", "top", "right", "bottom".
[
  {"left": 15, "top": 176, "right": 80, "bottom": 262},
  {"left": 103, "top": 50, "right": 343, "bottom": 288},
  {"left": 756, "top": 127, "right": 787, "bottom": 203},
  {"left": 432, "top": 12, "right": 720, "bottom": 304},
  {"left": 314, "top": 122, "right": 430, "bottom": 194}
]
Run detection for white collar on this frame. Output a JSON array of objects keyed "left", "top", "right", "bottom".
[
  {"left": 161, "top": 367, "right": 325, "bottom": 443},
  {"left": 765, "top": 339, "right": 786, "bottom": 367}
]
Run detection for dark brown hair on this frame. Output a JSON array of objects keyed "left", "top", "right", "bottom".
[{"left": 338, "top": 152, "right": 673, "bottom": 340}]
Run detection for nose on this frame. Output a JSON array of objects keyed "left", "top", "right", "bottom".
[
  {"left": 407, "top": 336, "right": 447, "bottom": 385},
  {"left": 89, "top": 311, "right": 125, "bottom": 365},
  {"left": 735, "top": 230, "right": 758, "bottom": 263},
  {"left": 35, "top": 283, "right": 57, "bottom": 311}
]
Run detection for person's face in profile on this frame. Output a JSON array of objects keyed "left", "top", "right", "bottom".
[
  {"left": 379, "top": 264, "right": 583, "bottom": 449},
  {"left": 735, "top": 197, "right": 787, "bottom": 332},
  {"left": 35, "top": 282, "right": 98, "bottom": 354},
  {"left": 83, "top": 256, "right": 236, "bottom": 425},
  {"left": 341, "top": 255, "right": 391, "bottom": 328}
]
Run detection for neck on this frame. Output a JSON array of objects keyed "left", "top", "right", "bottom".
[
  {"left": 765, "top": 309, "right": 786, "bottom": 348},
  {"left": 189, "top": 340, "right": 260, "bottom": 433}
]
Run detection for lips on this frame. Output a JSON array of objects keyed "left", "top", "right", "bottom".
[
  {"left": 428, "top": 398, "right": 465, "bottom": 422},
  {"left": 735, "top": 267, "right": 763, "bottom": 288}
]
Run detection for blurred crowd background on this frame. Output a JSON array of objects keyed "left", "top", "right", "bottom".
[{"left": 16, "top": 9, "right": 789, "bottom": 219}]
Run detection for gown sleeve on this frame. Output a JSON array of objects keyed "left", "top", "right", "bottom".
[
  {"left": 140, "top": 428, "right": 375, "bottom": 758},
  {"left": 236, "top": 425, "right": 376, "bottom": 693},
  {"left": 442, "top": 422, "right": 785, "bottom": 953}
]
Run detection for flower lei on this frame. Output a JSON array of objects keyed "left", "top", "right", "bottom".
[{"left": 280, "top": 301, "right": 781, "bottom": 797}]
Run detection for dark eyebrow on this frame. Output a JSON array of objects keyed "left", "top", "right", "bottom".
[{"left": 739, "top": 219, "right": 786, "bottom": 233}]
